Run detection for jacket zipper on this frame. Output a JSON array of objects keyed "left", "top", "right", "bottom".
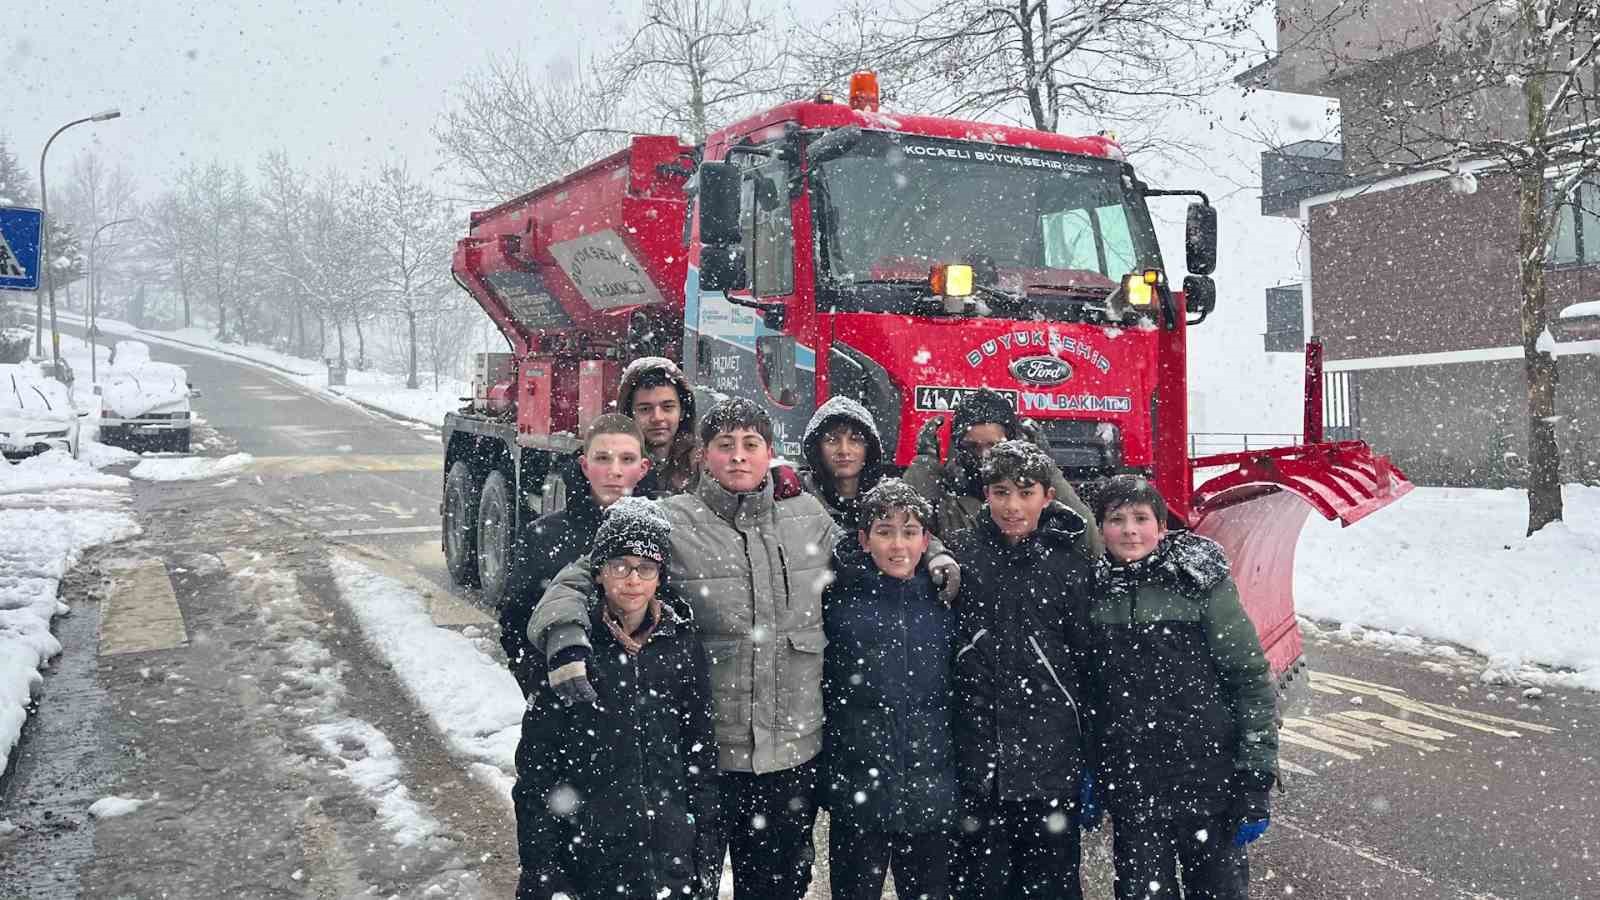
[
  {"left": 776, "top": 542, "right": 793, "bottom": 611},
  {"left": 1028, "top": 634, "right": 1083, "bottom": 736}
]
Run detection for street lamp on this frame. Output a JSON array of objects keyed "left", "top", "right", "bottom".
[
  {"left": 88, "top": 217, "right": 134, "bottom": 384},
  {"left": 36, "top": 108, "right": 121, "bottom": 374}
]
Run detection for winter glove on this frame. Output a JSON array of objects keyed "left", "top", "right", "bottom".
[
  {"left": 547, "top": 645, "right": 598, "bottom": 706},
  {"left": 1074, "top": 772, "right": 1103, "bottom": 831},
  {"left": 1234, "top": 818, "right": 1269, "bottom": 846},
  {"left": 927, "top": 552, "right": 961, "bottom": 604},
  {"left": 915, "top": 415, "right": 946, "bottom": 458},
  {"left": 1018, "top": 416, "right": 1049, "bottom": 450},
  {"left": 1231, "top": 769, "right": 1274, "bottom": 847}
]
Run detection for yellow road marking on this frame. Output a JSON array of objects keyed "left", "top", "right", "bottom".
[
  {"left": 1316, "top": 672, "right": 1557, "bottom": 736},
  {"left": 100, "top": 559, "right": 188, "bottom": 655},
  {"left": 248, "top": 455, "right": 443, "bottom": 477},
  {"left": 1280, "top": 728, "right": 1364, "bottom": 761}
]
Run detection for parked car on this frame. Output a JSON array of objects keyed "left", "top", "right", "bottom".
[
  {"left": 1, "top": 363, "right": 81, "bottom": 461},
  {"left": 97, "top": 342, "right": 197, "bottom": 453}
]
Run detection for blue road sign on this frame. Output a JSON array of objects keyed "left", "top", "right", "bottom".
[{"left": 0, "top": 206, "right": 45, "bottom": 292}]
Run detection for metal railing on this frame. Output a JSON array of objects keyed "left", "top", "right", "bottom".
[{"left": 1188, "top": 432, "right": 1304, "bottom": 457}]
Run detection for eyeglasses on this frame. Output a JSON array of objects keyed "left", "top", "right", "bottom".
[{"left": 602, "top": 559, "right": 661, "bottom": 580}]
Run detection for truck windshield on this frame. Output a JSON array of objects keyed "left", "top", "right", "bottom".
[{"left": 812, "top": 132, "right": 1162, "bottom": 303}]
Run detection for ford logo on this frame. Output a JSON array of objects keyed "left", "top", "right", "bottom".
[{"left": 1009, "top": 355, "right": 1072, "bottom": 386}]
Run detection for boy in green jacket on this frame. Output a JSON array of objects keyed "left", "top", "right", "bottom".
[{"left": 1086, "top": 475, "right": 1278, "bottom": 900}]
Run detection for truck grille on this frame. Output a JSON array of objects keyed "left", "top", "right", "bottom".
[{"left": 1033, "top": 419, "right": 1122, "bottom": 474}]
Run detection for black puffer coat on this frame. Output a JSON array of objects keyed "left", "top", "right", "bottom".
[
  {"left": 945, "top": 502, "right": 1096, "bottom": 803},
  {"left": 499, "top": 457, "right": 604, "bottom": 696},
  {"left": 515, "top": 586, "right": 720, "bottom": 900},
  {"left": 821, "top": 536, "right": 958, "bottom": 834},
  {"left": 1086, "top": 531, "right": 1278, "bottom": 821}
]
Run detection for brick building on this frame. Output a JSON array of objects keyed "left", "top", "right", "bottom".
[{"left": 1243, "top": 0, "right": 1600, "bottom": 485}]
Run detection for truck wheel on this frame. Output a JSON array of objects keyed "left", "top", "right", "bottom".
[
  {"left": 444, "top": 460, "right": 482, "bottom": 587},
  {"left": 476, "top": 470, "right": 517, "bottom": 608},
  {"left": 170, "top": 429, "right": 191, "bottom": 454}
]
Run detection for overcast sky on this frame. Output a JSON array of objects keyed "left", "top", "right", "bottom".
[
  {"left": 7, "top": 1, "right": 634, "bottom": 190},
  {"left": 7, "top": 2, "right": 1331, "bottom": 431}
]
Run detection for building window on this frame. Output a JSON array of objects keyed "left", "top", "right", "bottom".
[
  {"left": 1547, "top": 176, "right": 1600, "bottom": 266},
  {"left": 1264, "top": 283, "right": 1304, "bottom": 352}
]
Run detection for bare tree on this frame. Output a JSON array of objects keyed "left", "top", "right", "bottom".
[
  {"left": 59, "top": 152, "right": 139, "bottom": 315},
  {"left": 434, "top": 54, "right": 631, "bottom": 202},
  {"left": 143, "top": 188, "right": 197, "bottom": 327},
  {"left": 361, "top": 162, "right": 458, "bottom": 388},
  {"left": 613, "top": 0, "right": 800, "bottom": 142},
  {"left": 802, "top": 0, "right": 1262, "bottom": 149},
  {"left": 1276, "top": 0, "right": 1600, "bottom": 533},
  {"left": 185, "top": 163, "right": 260, "bottom": 341}
]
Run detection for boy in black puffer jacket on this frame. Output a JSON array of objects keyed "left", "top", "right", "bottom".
[
  {"left": 1086, "top": 475, "right": 1278, "bottom": 900},
  {"left": 822, "top": 479, "right": 958, "bottom": 900},
  {"left": 944, "top": 441, "right": 1098, "bottom": 900},
  {"left": 513, "top": 497, "right": 720, "bottom": 900}
]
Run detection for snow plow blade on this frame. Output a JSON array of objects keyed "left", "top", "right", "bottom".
[{"left": 1188, "top": 441, "right": 1414, "bottom": 683}]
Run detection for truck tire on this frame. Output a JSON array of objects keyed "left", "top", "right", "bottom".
[
  {"left": 444, "top": 460, "right": 482, "bottom": 587},
  {"left": 476, "top": 469, "right": 516, "bottom": 607},
  {"left": 170, "top": 429, "right": 191, "bottom": 454}
]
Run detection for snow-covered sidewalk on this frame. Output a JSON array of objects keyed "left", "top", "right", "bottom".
[
  {"left": 0, "top": 451, "right": 140, "bottom": 775},
  {"left": 1296, "top": 483, "right": 1600, "bottom": 691}
]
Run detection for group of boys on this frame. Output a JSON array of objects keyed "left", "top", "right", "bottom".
[{"left": 503, "top": 360, "right": 1280, "bottom": 900}]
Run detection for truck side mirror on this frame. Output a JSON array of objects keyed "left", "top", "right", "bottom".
[
  {"left": 698, "top": 162, "right": 743, "bottom": 246},
  {"left": 1183, "top": 275, "right": 1217, "bottom": 317},
  {"left": 700, "top": 243, "right": 747, "bottom": 293},
  {"left": 1186, "top": 201, "right": 1217, "bottom": 275}
]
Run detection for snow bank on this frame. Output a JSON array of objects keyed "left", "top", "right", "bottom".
[
  {"left": 1296, "top": 484, "right": 1600, "bottom": 689},
  {"left": 129, "top": 452, "right": 253, "bottom": 482},
  {"left": 76, "top": 439, "right": 140, "bottom": 469},
  {"left": 0, "top": 449, "right": 127, "bottom": 494},
  {"left": 0, "top": 506, "right": 140, "bottom": 773},
  {"left": 305, "top": 718, "right": 442, "bottom": 846},
  {"left": 328, "top": 554, "right": 523, "bottom": 792}
]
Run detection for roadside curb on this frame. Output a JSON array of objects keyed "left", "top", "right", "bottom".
[
  {"left": 50, "top": 311, "right": 320, "bottom": 379},
  {"left": 325, "top": 389, "right": 443, "bottom": 432}
]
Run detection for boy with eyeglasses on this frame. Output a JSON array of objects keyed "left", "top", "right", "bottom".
[{"left": 514, "top": 497, "right": 720, "bottom": 899}]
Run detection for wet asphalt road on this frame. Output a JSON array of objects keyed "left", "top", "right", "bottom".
[{"left": 4, "top": 325, "right": 1598, "bottom": 898}]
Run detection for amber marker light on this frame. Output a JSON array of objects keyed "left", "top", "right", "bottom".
[
  {"left": 931, "top": 264, "right": 974, "bottom": 297},
  {"left": 1123, "top": 268, "right": 1162, "bottom": 306},
  {"left": 849, "top": 71, "right": 880, "bottom": 112}
]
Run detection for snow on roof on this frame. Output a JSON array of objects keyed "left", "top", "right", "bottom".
[
  {"left": 99, "top": 362, "right": 190, "bottom": 419},
  {"left": 1, "top": 364, "right": 75, "bottom": 422}
]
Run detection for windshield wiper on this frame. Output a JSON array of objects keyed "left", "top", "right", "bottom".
[{"left": 1025, "top": 282, "right": 1113, "bottom": 303}]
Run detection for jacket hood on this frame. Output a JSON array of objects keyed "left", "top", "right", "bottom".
[
  {"left": 618, "top": 356, "right": 696, "bottom": 427},
  {"left": 617, "top": 356, "right": 699, "bottom": 493},
  {"left": 801, "top": 396, "right": 883, "bottom": 492},
  {"left": 1097, "top": 530, "right": 1232, "bottom": 593}
]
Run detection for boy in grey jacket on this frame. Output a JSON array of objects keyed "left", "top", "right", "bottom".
[{"left": 531, "top": 398, "right": 962, "bottom": 898}]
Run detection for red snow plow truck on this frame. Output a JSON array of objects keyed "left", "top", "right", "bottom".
[{"left": 443, "top": 72, "right": 1412, "bottom": 706}]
